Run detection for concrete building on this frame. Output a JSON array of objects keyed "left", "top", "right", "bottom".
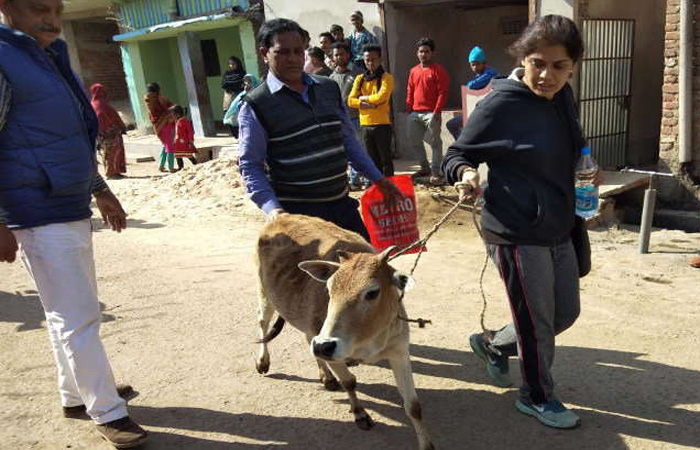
[
  {"left": 62, "top": 1, "right": 133, "bottom": 124},
  {"left": 112, "top": 0, "right": 263, "bottom": 136},
  {"left": 379, "top": 0, "right": 529, "bottom": 155},
  {"left": 263, "top": 0, "right": 382, "bottom": 46}
]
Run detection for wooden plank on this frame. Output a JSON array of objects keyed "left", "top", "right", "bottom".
[{"left": 598, "top": 170, "right": 649, "bottom": 198}]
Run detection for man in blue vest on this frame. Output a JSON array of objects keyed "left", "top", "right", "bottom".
[
  {"left": 0, "top": 0, "right": 147, "bottom": 447},
  {"left": 238, "top": 18, "right": 401, "bottom": 239}
]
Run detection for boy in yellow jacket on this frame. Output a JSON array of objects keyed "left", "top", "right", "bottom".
[{"left": 348, "top": 44, "right": 395, "bottom": 177}]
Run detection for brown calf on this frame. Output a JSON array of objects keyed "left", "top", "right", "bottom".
[{"left": 255, "top": 214, "right": 434, "bottom": 450}]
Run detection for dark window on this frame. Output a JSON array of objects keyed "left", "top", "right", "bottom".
[{"left": 201, "top": 39, "right": 221, "bottom": 77}]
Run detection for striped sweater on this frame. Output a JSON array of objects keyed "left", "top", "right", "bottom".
[{"left": 245, "top": 75, "right": 349, "bottom": 203}]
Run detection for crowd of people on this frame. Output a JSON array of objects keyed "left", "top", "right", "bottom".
[
  {"left": 302, "top": 11, "right": 499, "bottom": 187},
  {"left": 0, "top": 0, "right": 698, "bottom": 449}
]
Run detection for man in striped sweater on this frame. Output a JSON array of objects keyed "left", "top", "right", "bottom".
[{"left": 238, "top": 18, "right": 401, "bottom": 240}]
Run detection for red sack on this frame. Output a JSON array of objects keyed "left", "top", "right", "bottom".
[{"left": 361, "top": 175, "right": 423, "bottom": 254}]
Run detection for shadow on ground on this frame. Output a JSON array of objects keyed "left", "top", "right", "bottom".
[
  {"left": 126, "top": 344, "right": 699, "bottom": 449},
  {"left": 0, "top": 290, "right": 116, "bottom": 331}
]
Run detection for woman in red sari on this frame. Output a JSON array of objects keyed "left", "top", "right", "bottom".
[{"left": 90, "top": 84, "right": 127, "bottom": 179}]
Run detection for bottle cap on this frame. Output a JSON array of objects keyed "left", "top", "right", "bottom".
[{"left": 581, "top": 147, "right": 592, "bottom": 156}]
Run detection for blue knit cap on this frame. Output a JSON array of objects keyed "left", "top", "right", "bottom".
[{"left": 469, "top": 46, "right": 486, "bottom": 63}]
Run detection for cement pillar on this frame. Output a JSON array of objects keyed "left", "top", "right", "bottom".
[
  {"left": 239, "top": 20, "right": 260, "bottom": 79},
  {"left": 120, "top": 42, "right": 148, "bottom": 132},
  {"left": 535, "top": 0, "right": 575, "bottom": 19},
  {"left": 177, "top": 31, "right": 215, "bottom": 137},
  {"left": 62, "top": 21, "right": 84, "bottom": 80}
]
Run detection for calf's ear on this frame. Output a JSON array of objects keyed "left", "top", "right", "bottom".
[
  {"left": 392, "top": 271, "right": 416, "bottom": 292},
  {"left": 298, "top": 260, "right": 341, "bottom": 282}
]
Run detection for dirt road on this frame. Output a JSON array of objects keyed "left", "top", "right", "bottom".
[{"left": 2, "top": 160, "right": 699, "bottom": 449}]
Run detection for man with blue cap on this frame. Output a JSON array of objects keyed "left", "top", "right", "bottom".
[
  {"left": 446, "top": 46, "right": 499, "bottom": 139},
  {"left": 467, "top": 46, "right": 498, "bottom": 90}
]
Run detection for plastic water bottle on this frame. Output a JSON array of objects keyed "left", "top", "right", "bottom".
[{"left": 575, "top": 147, "right": 599, "bottom": 218}]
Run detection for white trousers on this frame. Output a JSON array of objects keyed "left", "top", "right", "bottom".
[{"left": 13, "top": 219, "right": 127, "bottom": 424}]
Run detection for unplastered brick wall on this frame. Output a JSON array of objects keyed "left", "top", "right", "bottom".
[
  {"left": 660, "top": 0, "right": 700, "bottom": 177},
  {"left": 73, "top": 20, "right": 129, "bottom": 103}
]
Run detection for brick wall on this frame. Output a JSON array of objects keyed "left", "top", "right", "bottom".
[
  {"left": 660, "top": 0, "right": 681, "bottom": 173},
  {"left": 72, "top": 20, "right": 129, "bottom": 102},
  {"left": 660, "top": 0, "right": 700, "bottom": 181}
]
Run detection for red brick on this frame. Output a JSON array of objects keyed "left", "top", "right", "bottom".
[
  {"left": 659, "top": 143, "right": 674, "bottom": 153},
  {"left": 665, "top": 84, "right": 680, "bottom": 93},
  {"left": 71, "top": 20, "right": 129, "bottom": 101},
  {"left": 663, "top": 93, "right": 678, "bottom": 102},
  {"left": 663, "top": 101, "right": 679, "bottom": 109},
  {"left": 662, "top": 127, "right": 678, "bottom": 136}
]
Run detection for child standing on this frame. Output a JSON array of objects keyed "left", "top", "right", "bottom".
[{"left": 171, "top": 105, "right": 198, "bottom": 171}]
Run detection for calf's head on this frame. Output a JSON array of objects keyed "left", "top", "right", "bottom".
[{"left": 299, "top": 246, "right": 414, "bottom": 362}]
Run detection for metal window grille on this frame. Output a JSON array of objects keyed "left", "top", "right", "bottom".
[{"left": 578, "top": 19, "right": 635, "bottom": 169}]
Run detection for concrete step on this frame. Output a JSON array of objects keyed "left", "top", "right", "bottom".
[{"left": 653, "top": 209, "right": 700, "bottom": 232}]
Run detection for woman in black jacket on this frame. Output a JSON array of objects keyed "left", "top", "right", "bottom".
[
  {"left": 221, "top": 56, "right": 246, "bottom": 134},
  {"left": 442, "top": 15, "right": 602, "bottom": 429}
]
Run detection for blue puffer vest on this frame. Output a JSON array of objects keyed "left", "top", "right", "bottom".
[{"left": 0, "top": 26, "right": 98, "bottom": 229}]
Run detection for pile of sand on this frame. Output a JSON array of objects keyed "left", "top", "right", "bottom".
[
  {"left": 113, "top": 158, "right": 472, "bottom": 233},
  {"left": 113, "top": 157, "right": 263, "bottom": 223}
]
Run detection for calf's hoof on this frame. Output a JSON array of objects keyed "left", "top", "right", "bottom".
[
  {"left": 256, "top": 358, "right": 270, "bottom": 374},
  {"left": 354, "top": 412, "right": 375, "bottom": 430},
  {"left": 322, "top": 376, "right": 341, "bottom": 391},
  {"left": 420, "top": 442, "right": 436, "bottom": 450}
]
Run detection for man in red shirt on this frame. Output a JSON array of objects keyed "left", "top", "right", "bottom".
[{"left": 406, "top": 37, "right": 450, "bottom": 181}]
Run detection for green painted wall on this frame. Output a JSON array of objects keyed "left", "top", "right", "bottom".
[
  {"left": 239, "top": 20, "right": 259, "bottom": 83},
  {"left": 198, "top": 26, "right": 244, "bottom": 120},
  {"left": 168, "top": 39, "right": 189, "bottom": 108},
  {"left": 119, "top": 18, "right": 261, "bottom": 129},
  {"left": 121, "top": 43, "right": 147, "bottom": 129},
  {"left": 140, "top": 38, "right": 188, "bottom": 108}
]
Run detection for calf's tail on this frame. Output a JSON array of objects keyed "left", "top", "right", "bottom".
[{"left": 259, "top": 316, "right": 286, "bottom": 343}]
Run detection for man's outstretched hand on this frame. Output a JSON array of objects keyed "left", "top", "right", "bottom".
[{"left": 95, "top": 190, "right": 128, "bottom": 232}]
